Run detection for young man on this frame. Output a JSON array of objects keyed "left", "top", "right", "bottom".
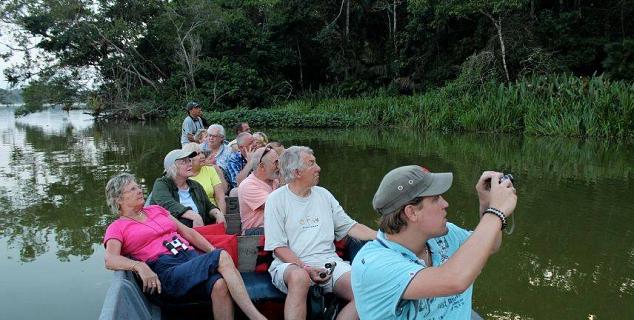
[
  {"left": 264, "top": 146, "right": 376, "bottom": 320},
  {"left": 351, "top": 165, "right": 517, "bottom": 320},
  {"left": 180, "top": 101, "right": 205, "bottom": 146}
]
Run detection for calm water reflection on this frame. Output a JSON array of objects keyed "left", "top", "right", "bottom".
[{"left": 0, "top": 106, "right": 632, "bottom": 319}]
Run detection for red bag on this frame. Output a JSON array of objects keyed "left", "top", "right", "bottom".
[
  {"left": 194, "top": 223, "right": 238, "bottom": 266},
  {"left": 194, "top": 223, "right": 226, "bottom": 235},
  {"left": 200, "top": 233, "right": 239, "bottom": 266}
]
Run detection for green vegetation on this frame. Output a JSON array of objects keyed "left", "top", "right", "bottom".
[
  {"left": 204, "top": 74, "right": 633, "bottom": 139},
  {"left": 2, "top": 0, "right": 632, "bottom": 121}
]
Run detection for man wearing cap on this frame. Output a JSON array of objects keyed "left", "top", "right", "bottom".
[
  {"left": 351, "top": 166, "right": 517, "bottom": 320},
  {"left": 180, "top": 101, "right": 205, "bottom": 146},
  {"left": 264, "top": 146, "right": 376, "bottom": 320},
  {"left": 150, "top": 149, "right": 225, "bottom": 228},
  {"left": 237, "top": 146, "right": 280, "bottom": 235}
]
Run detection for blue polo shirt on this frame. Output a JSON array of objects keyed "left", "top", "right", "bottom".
[{"left": 351, "top": 223, "right": 472, "bottom": 320}]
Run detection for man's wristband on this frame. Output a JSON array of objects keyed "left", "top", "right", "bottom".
[{"left": 483, "top": 208, "right": 507, "bottom": 230}]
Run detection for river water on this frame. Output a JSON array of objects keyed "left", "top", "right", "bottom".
[{"left": 0, "top": 106, "right": 633, "bottom": 319}]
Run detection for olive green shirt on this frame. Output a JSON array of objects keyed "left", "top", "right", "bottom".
[{"left": 150, "top": 176, "right": 218, "bottom": 227}]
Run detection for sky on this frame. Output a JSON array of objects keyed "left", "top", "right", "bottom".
[{"left": 0, "top": 22, "right": 26, "bottom": 90}]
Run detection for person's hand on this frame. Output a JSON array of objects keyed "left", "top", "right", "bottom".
[
  {"left": 244, "top": 145, "right": 255, "bottom": 162},
  {"left": 488, "top": 174, "right": 517, "bottom": 217},
  {"left": 183, "top": 210, "right": 204, "bottom": 227},
  {"left": 476, "top": 171, "right": 501, "bottom": 212},
  {"left": 304, "top": 265, "right": 331, "bottom": 284},
  {"left": 211, "top": 209, "right": 226, "bottom": 225},
  {"left": 134, "top": 262, "right": 162, "bottom": 294}
]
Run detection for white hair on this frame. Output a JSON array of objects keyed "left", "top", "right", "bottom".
[
  {"left": 279, "top": 146, "right": 313, "bottom": 184},
  {"left": 236, "top": 132, "right": 253, "bottom": 146},
  {"left": 207, "top": 124, "right": 225, "bottom": 137},
  {"left": 105, "top": 173, "right": 137, "bottom": 214},
  {"left": 165, "top": 163, "right": 179, "bottom": 179}
]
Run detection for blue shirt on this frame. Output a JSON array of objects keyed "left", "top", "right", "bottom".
[
  {"left": 351, "top": 223, "right": 472, "bottom": 320},
  {"left": 177, "top": 188, "right": 199, "bottom": 213},
  {"left": 214, "top": 143, "right": 232, "bottom": 170},
  {"left": 226, "top": 152, "right": 247, "bottom": 188}
]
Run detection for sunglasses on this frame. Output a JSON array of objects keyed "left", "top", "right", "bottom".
[{"left": 257, "top": 145, "right": 274, "bottom": 166}]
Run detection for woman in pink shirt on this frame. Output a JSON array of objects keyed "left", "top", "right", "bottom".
[{"left": 102, "top": 173, "right": 265, "bottom": 320}]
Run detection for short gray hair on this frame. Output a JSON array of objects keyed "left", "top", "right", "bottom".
[
  {"left": 165, "top": 163, "right": 179, "bottom": 179},
  {"left": 105, "top": 173, "right": 137, "bottom": 215},
  {"left": 236, "top": 132, "right": 253, "bottom": 146},
  {"left": 279, "top": 146, "right": 313, "bottom": 183},
  {"left": 208, "top": 124, "right": 225, "bottom": 137}
]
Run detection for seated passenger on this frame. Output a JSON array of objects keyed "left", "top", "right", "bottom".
[
  {"left": 182, "top": 143, "right": 227, "bottom": 214},
  {"left": 228, "top": 122, "right": 251, "bottom": 152},
  {"left": 238, "top": 146, "right": 280, "bottom": 235},
  {"left": 226, "top": 132, "right": 256, "bottom": 190},
  {"left": 207, "top": 124, "right": 232, "bottom": 171},
  {"left": 252, "top": 131, "right": 269, "bottom": 149},
  {"left": 150, "top": 149, "right": 225, "bottom": 228},
  {"left": 103, "top": 173, "right": 266, "bottom": 320}
]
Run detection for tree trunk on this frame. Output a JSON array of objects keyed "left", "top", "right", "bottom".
[
  {"left": 346, "top": 0, "right": 350, "bottom": 40},
  {"left": 482, "top": 11, "right": 510, "bottom": 83}
]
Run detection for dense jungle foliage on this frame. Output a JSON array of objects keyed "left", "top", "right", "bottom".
[{"left": 2, "top": 0, "right": 633, "bottom": 127}]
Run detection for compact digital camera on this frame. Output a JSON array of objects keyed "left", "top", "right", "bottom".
[{"left": 485, "top": 173, "right": 514, "bottom": 190}]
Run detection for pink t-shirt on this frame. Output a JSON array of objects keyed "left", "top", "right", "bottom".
[
  {"left": 238, "top": 173, "right": 274, "bottom": 233},
  {"left": 103, "top": 205, "right": 190, "bottom": 262}
]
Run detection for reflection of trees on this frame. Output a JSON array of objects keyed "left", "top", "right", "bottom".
[{"left": 1, "top": 119, "right": 179, "bottom": 262}]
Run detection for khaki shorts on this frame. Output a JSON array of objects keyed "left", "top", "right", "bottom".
[{"left": 270, "top": 260, "right": 351, "bottom": 294}]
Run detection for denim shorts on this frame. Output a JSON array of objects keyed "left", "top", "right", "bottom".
[{"left": 147, "top": 249, "right": 223, "bottom": 298}]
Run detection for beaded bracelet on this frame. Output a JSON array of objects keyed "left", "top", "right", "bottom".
[{"left": 484, "top": 208, "right": 507, "bottom": 230}]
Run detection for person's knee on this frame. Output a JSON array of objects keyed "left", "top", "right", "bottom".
[
  {"left": 211, "top": 278, "right": 229, "bottom": 298},
  {"left": 286, "top": 268, "right": 311, "bottom": 290},
  {"left": 218, "top": 250, "right": 235, "bottom": 269}
]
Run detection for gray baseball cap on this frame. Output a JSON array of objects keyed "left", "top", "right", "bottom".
[
  {"left": 186, "top": 101, "right": 201, "bottom": 111},
  {"left": 372, "top": 165, "right": 453, "bottom": 215},
  {"left": 163, "top": 149, "right": 197, "bottom": 171}
]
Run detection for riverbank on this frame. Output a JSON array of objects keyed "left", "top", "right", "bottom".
[{"left": 200, "top": 74, "right": 633, "bottom": 140}]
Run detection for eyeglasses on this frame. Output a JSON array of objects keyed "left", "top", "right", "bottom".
[
  {"left": 123, "top": 184, "right": 142, "bottom": 194},
  {"left": 209, "top": 134, "right": 224, "bottom": 138},
  {"left": 176, "top": 157, "right": 193, "bottom": 166}
]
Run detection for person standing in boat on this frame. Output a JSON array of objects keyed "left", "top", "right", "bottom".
[
  {"left": 264, "top": 146, "right": 377, "bottom": 320},
  {"left": 103, "top": 173, "right": 266, "bottom": 320},
  {"left": 180, "top": 101, "right": 205, "bottom": 146},
  {"left": 150, "top": 149, "right": 225, "bottom": 228},
  {"left": 351, "top": 166, "right": 517, "bottom": 320}
]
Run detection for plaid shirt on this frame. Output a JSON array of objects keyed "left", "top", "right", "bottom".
[{"left": 226, "top": 151, "right": 246, "bottom": 188}]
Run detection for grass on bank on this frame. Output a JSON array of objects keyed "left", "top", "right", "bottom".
[{"left": 200, "top": 74, "right": 633, "bottom": 140}]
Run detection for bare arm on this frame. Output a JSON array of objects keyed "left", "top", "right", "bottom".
[
  {"left": 273, "top": 246, "right": 304, "bottom": 267},
  {"left": 104, "top": 239, "right": 161, "bottom": 294},
  {"left": 347, "top": 223, "right": 377, "bottom": 241},
  {"left": 476, "top": 171, "right": 504, "bottom": 253},
  {"left": 214, "top": 184, "right": 227, "bottom": 214},
  {"left": 403, "top": 173, "right": 517, "bottom": 299},
  {"left": 171, "top": 216, "right": 215, "bottom": 252}
]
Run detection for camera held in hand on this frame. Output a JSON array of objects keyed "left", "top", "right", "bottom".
[
  {"left": 319, "top": 261, "right": 337, "bottom": 278},
  {"left": 484, "top": 173, "right": 514, "bottom": 191}
]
